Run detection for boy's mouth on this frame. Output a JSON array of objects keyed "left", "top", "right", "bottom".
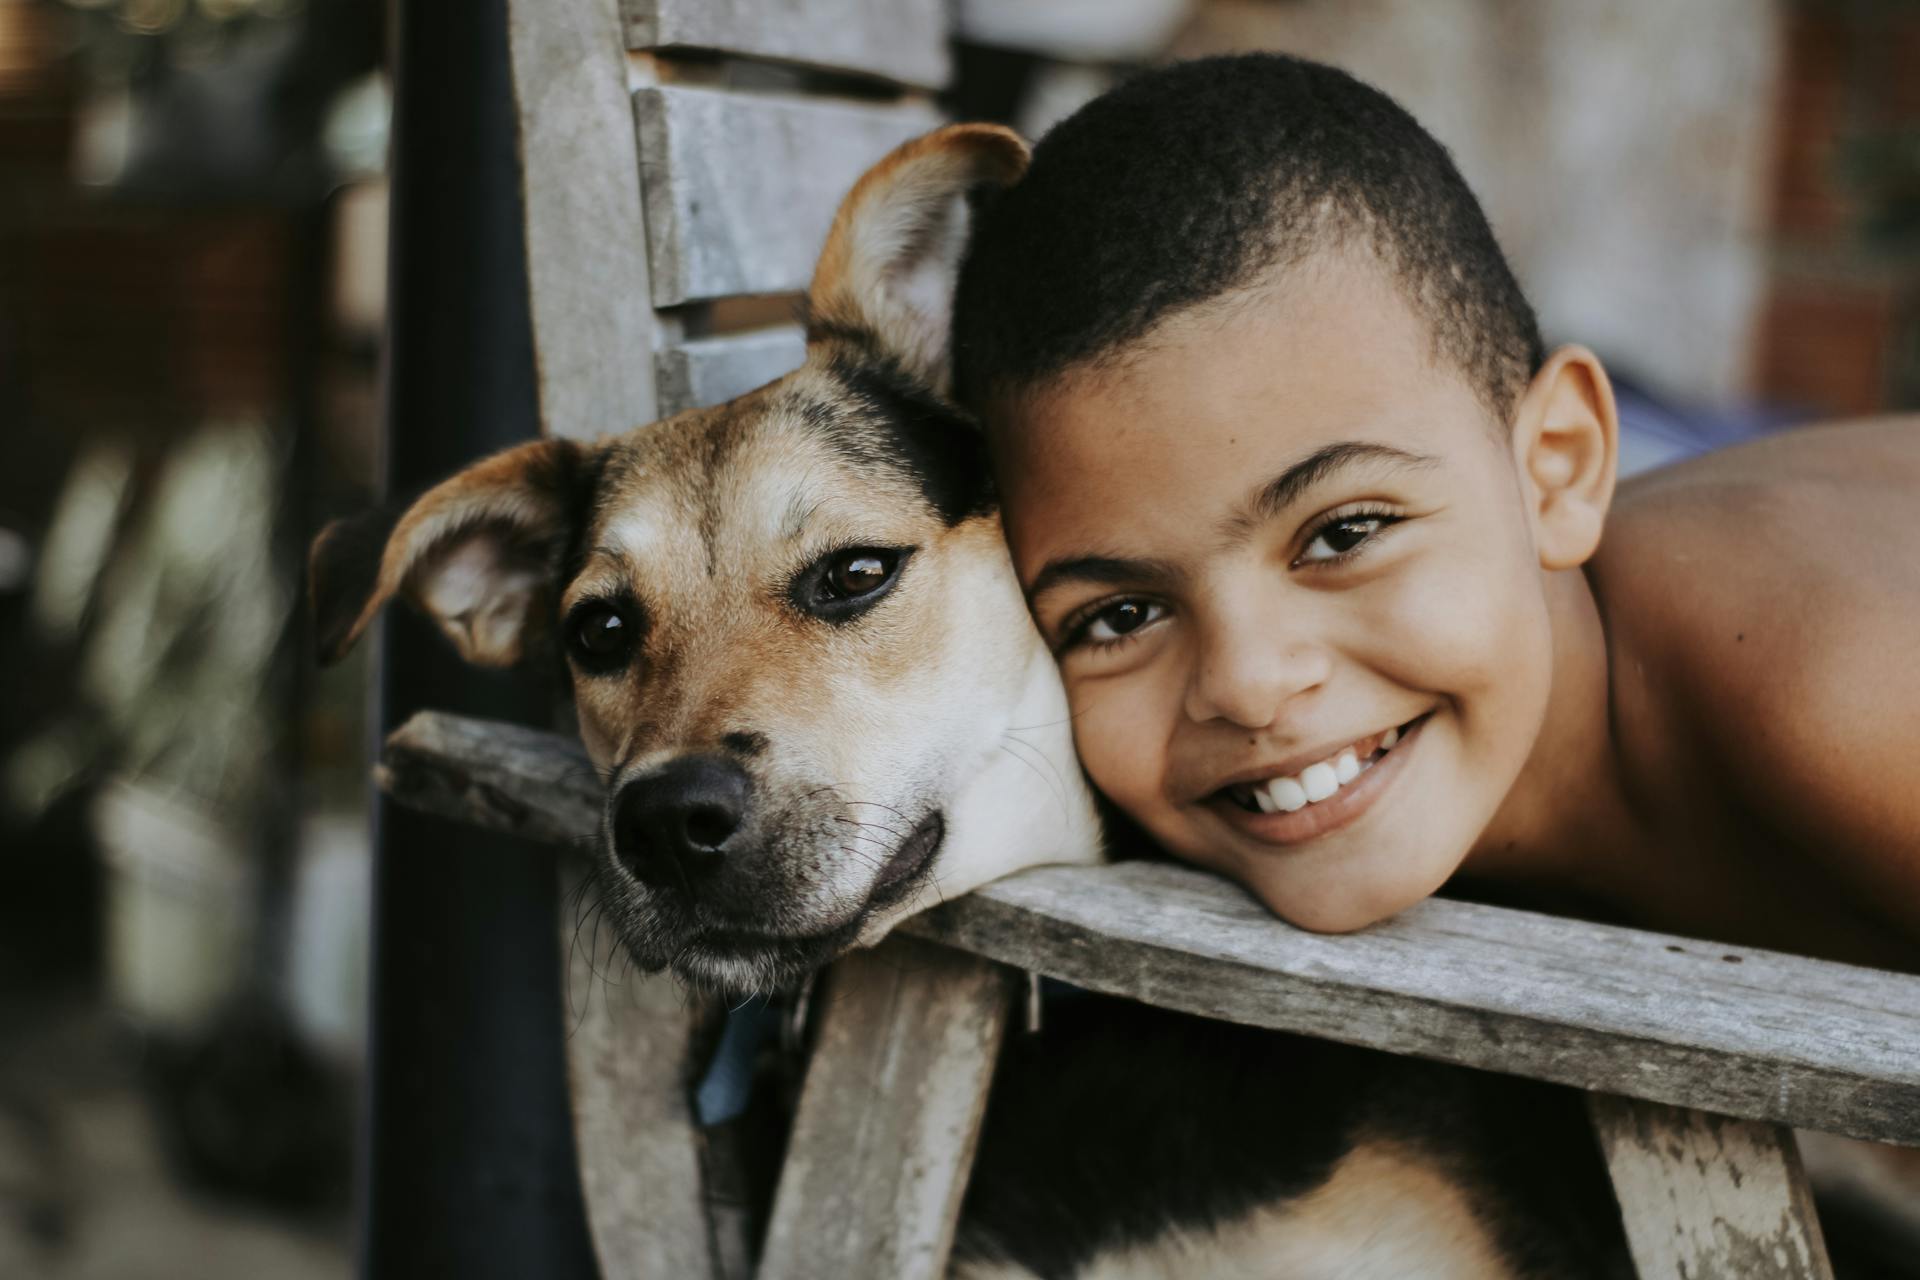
[{"left": 1218, "top": 713, "right": 1429, "bottom": 816}]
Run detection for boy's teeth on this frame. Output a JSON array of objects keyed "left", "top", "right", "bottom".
[
  {"left": 1268, "top": 776, "right": 1308, "bottom": 812},
  {"left": 1299, "top": 762, "right": 1339, "bottom": 803},
  {"left": 1333, "top": 748, "right": 1361, "bottom": 785},
  {"left": 1238, "top": 720, "right": 1414, "bottom": 815}
]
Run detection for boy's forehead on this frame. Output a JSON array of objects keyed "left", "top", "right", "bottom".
[{"left": 988, "top": 254, "right": 1494, "bottom": 572}]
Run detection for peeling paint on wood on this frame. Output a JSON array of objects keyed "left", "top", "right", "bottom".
[{"left": 1588, "top": 1095, "right": 1834, "bottom": 1279}]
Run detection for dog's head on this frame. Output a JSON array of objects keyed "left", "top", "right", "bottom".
[{"left": 311, "top": 125, "right": 1102, "bottom": 995}]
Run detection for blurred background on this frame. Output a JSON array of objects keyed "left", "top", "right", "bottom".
[{"left": 0, "top": 0, "right": 1914, "bottom": 1275}]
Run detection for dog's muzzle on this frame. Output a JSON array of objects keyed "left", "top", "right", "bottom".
[{"left": 593, "top": 754, "right": 949, "bottom": 993}]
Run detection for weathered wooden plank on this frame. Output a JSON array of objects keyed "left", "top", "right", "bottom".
[
  {"left": 656, "top": 326, "right": 807, "bottom": 415},
  {"left": 507, "top": 0, "right": 660, "bottom": 440},
  {"left": 622, "top": 0, "right": 949, "bottom": 89},
  {"left": 633, "top": 85, "right": 942, "bottom": 306},
  {"left": 376, "top": 712, "right": 1920, "bottom": 1145},
  {"left": 379, "top": 711, "right": 600, "bottom": 846},
  {"left": 1588, "top": 1095, "right": 1834, "bottom": 1279},
  {"left": 902, "top": 863, "right": 1920, "bottom": 1147},
  {"left": 559, "top": 862, "right": 722, "bottom": 1280},
  {"left": 759, "top": 937, "right": 1014, "bottom": 1280}
]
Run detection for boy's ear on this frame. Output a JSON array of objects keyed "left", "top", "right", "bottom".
[
  {"left": 1510, "top": 345, "right": 1618, "bottom": 571},
  {"left": 309, "top": 437, "right": 598, "bottom": 668},
  {"left": 806, "top": 123, "right": 1029, "bottom": 395}
]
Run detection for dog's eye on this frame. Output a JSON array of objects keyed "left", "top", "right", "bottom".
[
  {"left": 792, "top": 546, "right": 912, "bottom": 623},
  {"left": 827, "top": 551, "right": 892, "bottom": 599},
  {"left": 569, "top": 602, "right": 634, "bottom": 670}
]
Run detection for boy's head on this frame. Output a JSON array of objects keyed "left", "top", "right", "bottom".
[{"left": 953, "top": 54, "right": 1619, "bottom": 931}]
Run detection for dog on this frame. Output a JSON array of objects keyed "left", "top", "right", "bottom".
[{"left": 311, "top": 124, "right": 1630, "bottom": 1279}]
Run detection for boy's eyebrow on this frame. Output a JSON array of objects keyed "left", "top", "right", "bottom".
[
  {"left": 1229, "top": 442, "right": 1438, "bottom": 536},
  {"left": 1027, "top": 555, "right": 1179, "bottom": 607}
]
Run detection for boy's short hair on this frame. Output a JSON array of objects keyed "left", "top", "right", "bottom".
[{"left": 952, "top": 53, "right": 1545, "bottom": 421}]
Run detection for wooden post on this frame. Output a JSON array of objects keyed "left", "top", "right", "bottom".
[
  {"left": 758, "top": 937, "right": 1015, "bottom": 1280},
  {"left": 1588, "top": 1094, "right": 1834, "bottom": 1280},
  {"left": 506, "top": 0, "right": 662, "bottom": 442},
  {"left": 560, "top": 863, "right": 726, "bottom": 1279}
]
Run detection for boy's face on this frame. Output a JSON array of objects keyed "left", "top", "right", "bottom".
[{"left": 993, "top": 254, "right": 1556, "bottom": 931}]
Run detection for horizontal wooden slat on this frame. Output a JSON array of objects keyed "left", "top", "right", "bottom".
[
  {"left": 633, "top": 86, "right": 942, "bottom": 306},
  {"left": 376, "top": 710, "right": 1920, "bottom": 1146},
  {"left": 379, "top": 712, "right": 600, "bottom": 846},
  {"left": 623, "top": 0, "right": 949, "bottom": 89},
  {"left": 902, "top": 865, "right": 1920, "bottom": 1148},
  {"left": 656, "top": 326, "right": 807, "bottom": 415}
]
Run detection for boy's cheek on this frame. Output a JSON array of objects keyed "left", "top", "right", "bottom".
[{"left": 1065, "top": 677, "right": 1165, "bottom": 816}]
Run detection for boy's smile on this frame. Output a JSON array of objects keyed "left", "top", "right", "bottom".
[{"left": 993, "top": 253, "right": 1563, "bottom": 932}]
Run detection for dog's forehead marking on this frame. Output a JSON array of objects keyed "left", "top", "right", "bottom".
[
  {"left": 781, "top": 359, "right": 996, "bottom": 527},
  {"left": 585, "top": 392, "right": 882, "bottom": 572}
]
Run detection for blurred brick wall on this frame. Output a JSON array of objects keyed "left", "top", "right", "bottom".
[
  {"left": 10, "top": 212, "right": 292, "bottom": 428},
  {"left": 1757, "top": 1, "right": 1920, "bottom": 417},
  {"left": 0, "top": 1, "right": 294, "bottom": 525}
]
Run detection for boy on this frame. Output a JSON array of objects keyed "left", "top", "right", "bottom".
[{"left": 951, "top": 53, "right": 1920, "bottom": 972}]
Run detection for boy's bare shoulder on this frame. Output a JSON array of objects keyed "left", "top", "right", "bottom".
[
  {"left": 1593, "top": 416, "right": 1920, "bottom": 928},
  {"left": 1598, "top": 415, "right": 1920, "bottom": 677}
]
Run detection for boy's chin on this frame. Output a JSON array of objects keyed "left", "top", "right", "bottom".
[{"left": 1232, "top": 836, "right": 1475, "bottom": 935}]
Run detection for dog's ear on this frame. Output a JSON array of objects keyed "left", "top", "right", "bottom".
[
  {"left": 309, "top": 437, "right": 598, "bottom": 668},
  {"left": 806, "top": 123, "right": 1028, "bottom": 395}
]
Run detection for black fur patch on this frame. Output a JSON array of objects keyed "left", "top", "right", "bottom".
[
  {"left": 555, "top": 440, "right": 613, "bottom": 587},
  {"left": 721, "top": 731, "right": 768, "bottom": 758},
  {"left": 818, "top": 355, "right": 995, "bottom": 526},
  {"left": 955, "top": 995, "right": 1631, "bottom": 1279}
]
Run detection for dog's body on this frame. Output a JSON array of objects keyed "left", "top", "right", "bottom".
[{"left": 314, "top": 125, "right": 1629, "bottom": 1277}]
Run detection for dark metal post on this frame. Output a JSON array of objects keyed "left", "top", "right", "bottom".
[{"left": 362, "top": 2, "right": 597, "bottom": 1274}]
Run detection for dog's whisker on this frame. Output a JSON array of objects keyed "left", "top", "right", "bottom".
[{"left": 997, "top": 740, "right": 1067, "bottom": 813}]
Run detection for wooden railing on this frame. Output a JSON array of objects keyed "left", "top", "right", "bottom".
[{"left": 383, "top": 709, "right": 1920, "bottom": 1278}]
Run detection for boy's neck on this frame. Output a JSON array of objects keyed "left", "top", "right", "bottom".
[{"left": 1462, "top": 566, "right": 1650, "bottom": 915}]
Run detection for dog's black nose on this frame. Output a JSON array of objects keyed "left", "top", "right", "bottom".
[{"left": 613, "top": 756, "right": 750, "bottom": 891}]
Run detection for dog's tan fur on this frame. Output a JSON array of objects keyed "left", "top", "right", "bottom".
[{"left": 954, "top": 1143, "right": 1518, "bottom": 1280}]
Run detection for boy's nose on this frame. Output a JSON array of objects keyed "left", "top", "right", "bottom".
[{"left": 1183, "top": 620, "right": 1331, "bottom": 728}]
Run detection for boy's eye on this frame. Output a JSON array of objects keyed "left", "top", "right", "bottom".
[
  {"left": 1083, "top": 599, "right": 1165, "bottom": 644},
  {"left": 1298, "top": 515, "right": 1391, "bottom": 565}
]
